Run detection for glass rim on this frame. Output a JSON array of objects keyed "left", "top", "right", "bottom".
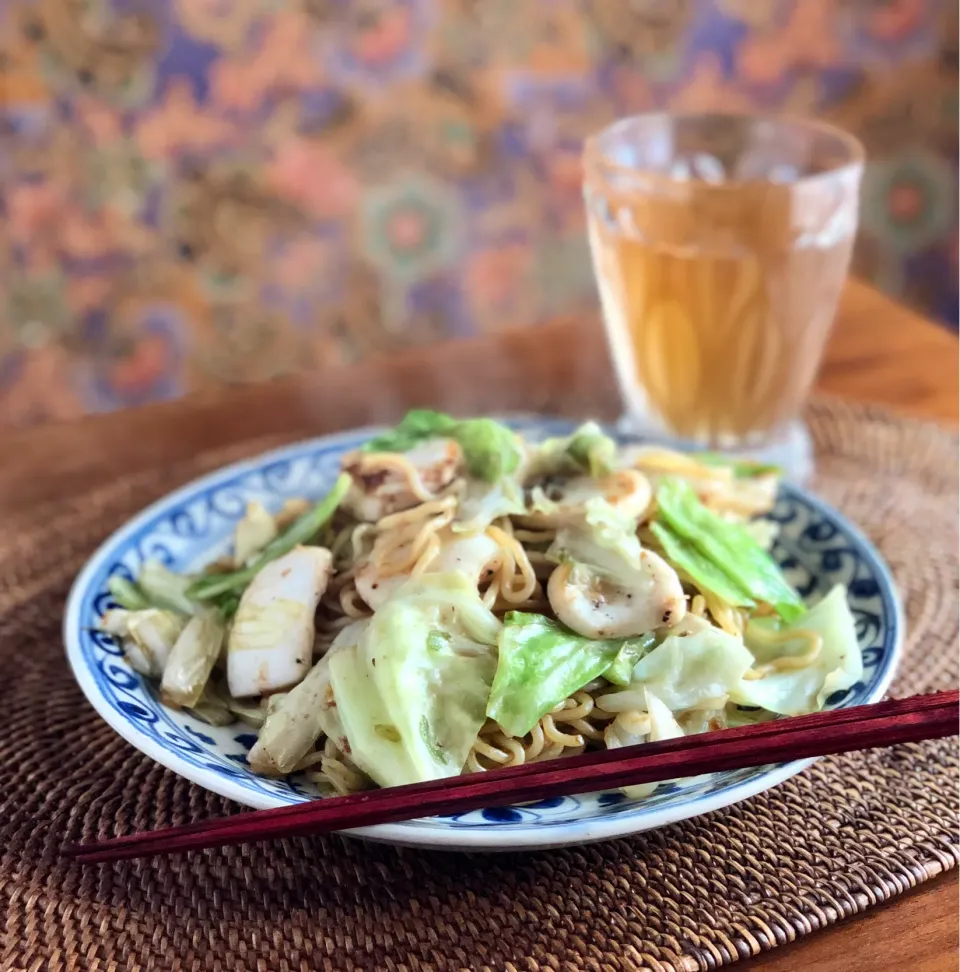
[{"left": 583, "top": 110, "right": 865, "bottom": 191}]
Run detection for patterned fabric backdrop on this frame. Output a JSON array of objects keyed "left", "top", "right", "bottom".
[{"left": 0, "top": 0, "right": 956, "bottom": 427}]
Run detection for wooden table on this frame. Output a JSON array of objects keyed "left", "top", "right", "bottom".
[{"left": 1, "top": 279, "right": 956, "bottom": 970}]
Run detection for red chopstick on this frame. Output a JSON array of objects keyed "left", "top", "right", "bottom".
[{"left": 65, "top": 690, "right": 958, "bottom": 864}]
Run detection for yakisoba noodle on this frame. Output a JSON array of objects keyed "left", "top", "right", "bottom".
[
  {"left": 101, "top": 412, "right": 860, "bottom": 801},
  {"left": 466, "top": 692, "right": 612, "bottom": 772},
  {"left": 741, "top": 625, "right": 824, "bottom": 680},
  {"left": 347, "top": 450, "right": 456, "bottom": 506},
  {"left": 371, "top": 496, "right": 459, "bottom": 577},
  {"left": 483, "top": 523, "right": 540, "bottom": 609},
  {"left": 304, "top": 737, "right": 370, "bottom": 796}
]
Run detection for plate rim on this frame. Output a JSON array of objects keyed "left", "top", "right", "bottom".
[{"left": 63, "top": 419, "right": 904, "bottom": 850}]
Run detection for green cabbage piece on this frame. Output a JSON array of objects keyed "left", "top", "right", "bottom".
[
  {"left": 100, "top": 607, "right": 186, "bottom": 678},
  {"left": 328, "top": 574, "right": 499, "bottom": 786},
  {"left": 604, "top": 633, "right": 658, "bottom": 687},
  {"left": 628, "top": 625, "right": 755, "bottom": 711},
  {"left": 107, "top": 576, "right": 150, "bottom": 611},
  {"left": 655, "top": 478, "right": 802, "bottom": 621},
  {"left": 160, "top": 613, "right": 226, "bottom": 709},
  {"left": 361, "top": 409, "right": 522, "bottom": 483},
  {"left": 453, "top": 476, "right": 525, "bottom": 534},
  {"left": 526, "top": 421, "right": 618, "bottom": 480},
  {"left": 187, "top": 682, "right": 235, "bottom": 727},
  {"left": 731, "top": 585, "right": 863, "bottom": 715},
  {"left": 361, "top": 409, "right": 458, "bottom": 454},
  {"left": 549, "top": 496, "right": 643, "bottom": 576},
  {"left": 487, "top": 612, "right": 634, "bottom": 736},
  {"left": 454, "top": 418, "right": 523, "bottom": 482},
  {"left": 126, "top": 609, "right": 186, "bottom": 675},
  {"left": 650, "top": 520, "right": 755, "bottom": 609},
  {"left": 248, "top": 621, "right": 368, "bottom": 776},
  {"left": 565, "top": 423, "right": 618, "bottom": 478},
  {"left": 107, "top": 564, "right": 195, "bottom": 616},
  {"left": 329, "top": 641, "right": 418, "bottom": 788}
]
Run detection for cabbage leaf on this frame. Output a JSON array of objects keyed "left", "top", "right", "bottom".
[
  {"left": 361, "top": 409, "right": 522, "bottom": 483},
  {"left": 731, "top": 585, "right": 863, "bottom": 715},
  {"left": 160, "top": 613, "right": 226, "bottom": 708},
  {"left": 655, "top": 478, "right": 802, "bottom": 621},
  {"left": 454, "top": 418, "right": 524, "bottom": 481},
  {"left": 361, "top": 409, "right": 458, "bottom": 454},
  {"left": 248, "top": 620, "right": 368, "bottom": 776},
  {"left": 487, "top": 612, "right": 640, "bottom": 736},
  {"left": 138, "top": 560, "right": 197, "bottom": 616},
  {"left": 549, "top": 496, "right": 643, "bottom": 576},
  {"left": 650, "top": 520, "right": 755, "bottom": 609},
  {"left": 605, "top": 633, "right": 658, "bottom": 687},
  {"left": 628, "top": 625, "right": 755, "bottom": 711},
  {"left": 453, "top": 473, "right": 525, "bottom": 534},
  {"left": 526, "top": 421, "right": 617, "bottom": 480},
  {"left": 329, "top": 575, "right": 499, "bottom": 786}
]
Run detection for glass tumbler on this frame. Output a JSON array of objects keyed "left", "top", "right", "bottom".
[{"left": 583, "top": 113, "right": 864, "bottom": 479}]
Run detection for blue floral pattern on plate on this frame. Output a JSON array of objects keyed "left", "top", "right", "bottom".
[{"left": 63, "top": 417, "right": 902, "bottom": 850}]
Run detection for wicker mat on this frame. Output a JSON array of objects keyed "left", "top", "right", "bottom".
[{"left": 0, "top": 398, "right": 957, "bottom": 972}]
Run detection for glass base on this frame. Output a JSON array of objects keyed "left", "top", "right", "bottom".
[{"left": 614, "top": 415, "right": 814, "bottom": 485}]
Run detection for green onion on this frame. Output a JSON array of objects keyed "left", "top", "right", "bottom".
[{"left": 187, "top": 473, "right": 351, "bottom": 601}]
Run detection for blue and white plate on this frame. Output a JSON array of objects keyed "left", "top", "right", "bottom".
[{"left": 63, "top": 418, "right": 902, "bottom": 851}]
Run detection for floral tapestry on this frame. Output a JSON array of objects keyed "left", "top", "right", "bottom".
[{"left": 0, "top": 0, "right": 956, "bottom": 426}]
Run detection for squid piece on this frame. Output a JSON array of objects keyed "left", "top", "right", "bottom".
[
  {"left": 547, "top": 549, "right": 686, "bottom": 639},
  {"left": 520, "top": 470, "right": 652, "bottom": 529},
  {"left": 341, "top": 439, "right": 464, "bottom": 522},
  {"left": 354, "top": 529, "right": 502, "bottom": 611},
  {"left": 227, "top": 546, "right": 332, "bottom": 698}
]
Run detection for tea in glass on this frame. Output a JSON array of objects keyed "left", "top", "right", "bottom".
[{"left": 583, "top": 113, "right": 864, "bottom": 472}]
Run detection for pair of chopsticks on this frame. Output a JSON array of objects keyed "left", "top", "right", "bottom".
[{"left": 66, "top": 690, "right": 958, "bottom": 864}]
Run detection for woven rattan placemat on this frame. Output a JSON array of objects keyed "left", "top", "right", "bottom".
[{"left": 1, "top": 397, "right": 957, "bottom": 972}]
